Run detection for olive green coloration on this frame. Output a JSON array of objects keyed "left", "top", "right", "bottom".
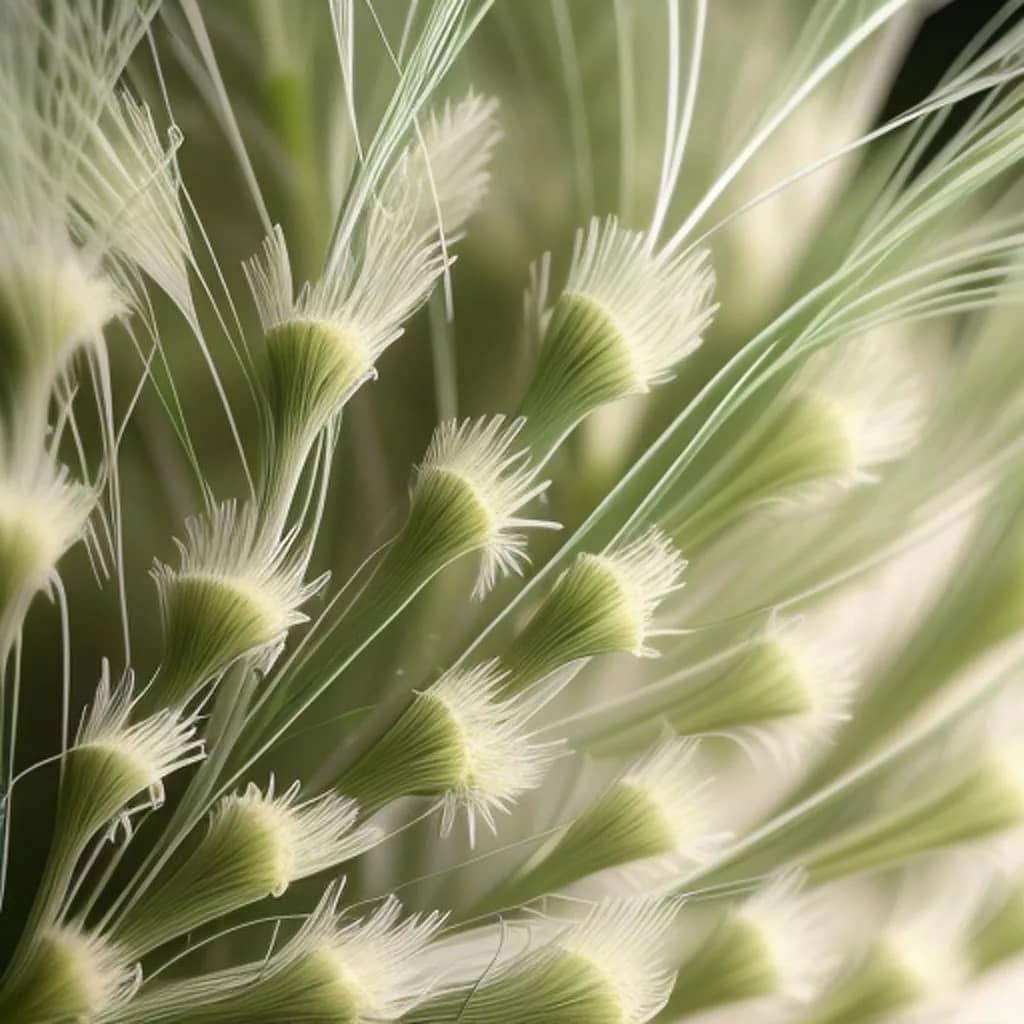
[
  {"left": 408, "top": 949, "right": 625, "bottom": 1024},
  {"left": 334, "top": 691, "right": 465, "bottom": 815},
  {"left": 666, "top": 912, "right": 779, "bottom": 1017},
  {"left": 502, "top": 555, "right": 640, "bottom": 692}
]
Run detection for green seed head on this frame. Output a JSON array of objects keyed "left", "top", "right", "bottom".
[
  {"left": 153, "top": 501, "right": 319, "bottom": 704},
  {"left": 0, "top": 248, "right": 121, "bottom": 420},
  {"left": 115, "top": 782, "right": 368, "bottom": 958},
  {"left": 411, "top": 899, "right": 679, "bottom": 1024},
  {"left": 502, "top": 527, "right": 684, "bottom": 691},
  {"left": 262, "top": 317, "right": 374, "bottom": 472},
  {"left": 0, "top": 461, "right": 93, "bottom": 625},
  {"left": 337, "top": 662, "right": 556, "bottom": 843},
  {"left": 517, "top": 218, "right": 714, "bottom": 456},
  {"left": 0, "top": 925, "right": 137, "bottom": 1023},
  {"left": 668, "top": 874, "right": 828, "bottom": 1017},
  {"left": 405, "top": 416, "right": 555, "bottom": 597}
]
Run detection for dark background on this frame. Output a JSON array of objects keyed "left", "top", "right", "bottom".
[{"left": 886, "top": 0, "right": 1024, "bottom": 120}]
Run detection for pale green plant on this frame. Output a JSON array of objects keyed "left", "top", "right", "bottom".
[{"left": 3, "top": 1, "right": 1024, "bottom": 1022}]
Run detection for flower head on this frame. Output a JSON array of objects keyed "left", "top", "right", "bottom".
[
  {"left": 518, "top": 218, "right": 715, "bottom": 450},
  {"left": 614, "top": 737, "right": 728, "bottom": 866},
  {"left": 73, "top": 663, "right": 204, "bottom": 816},
  {"left": 485, "top": 737, "right": 724, "bottom": 908},
  {"left": 413, "top": 898, "right": 680, "bottom": 1024},
  {"left": 114, "top": 779, "right": 378, "bottom": 959},
  {"left": 0, "top": 445, "right": 95, "bottom": 637},
  {"left": 562, "top": 219, "right": 716, "bottom": 391},
  {"left": 244, "top": 90, "right": 501, "bottom": 477},
  {"left": 668, "top": 872, "right": 833, "bottom": 1018},
  {"left": 0, "top": 240, "right": 122, "bottom": 424},
  {"left": 269, "top": 884, "right": 447, "bottom": 1021},
  {"left": 411, "top": 415, "right": 558, "bottom": 597},
  {"left": 0, "top": 924, "right": 139, "bottom": 1023},
  {"left": 336, "top": 661, "right": 560, "bottom": 845},
  {"left": 502, "top": 526, "right": 686, "bottom": 690},
  {"left": 122, "top": 882, "right": 445, "bottom": 1023},
  {"left": 791, "top": 332, "right": 925, "bottom": 489},
  {"left": 659, "top": 615, "right": 855, "bottom": 764},
  {"left": 428, "top": 662, "right": 561, "bottom": 842},
  {"left": 152, "top": 500, "right": 324, "bottom": 703},
  {"left": 209, "top": 780, "right": 374, "bottom": 894}
]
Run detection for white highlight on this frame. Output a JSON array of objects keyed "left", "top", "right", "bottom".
[
  {"left": 217, "top": 779, "right": 379, "bottom": 895},
  {"left": 557, "top": 897, "right": 680, "bottom": 1024},
  {"left": 565, "top": 217, "right": 716, "bottom": 391},
  {"left": 279, "top": 881, "right": 446, "bottom": 1019},
  {"left": 416, "top": 415, "right": 560, "bottom": 597},
  {"left": 598, "top": 526, "right": 687, "bottom": 656},
  {"left": 620, "top": 736, "right": 727, "bottom": 865},
  {"left": 427, "top": 661, "right": 561, "bottom": 845},
  {"left": 244, "top": 91, "right": 500, "bottom": 375},
  {"left": 76, "top": 663, "right": 205, "bottom": 810},
  {"left": 152, "top": 500, "right": 325, "bottom": 660}
]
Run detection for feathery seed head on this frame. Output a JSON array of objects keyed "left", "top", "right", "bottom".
[
  {"left": 386, "top": 90, "right": 502, "bottom": 239},
  {"left": 616, "top": 737, "right": 727, "bottom": 865},
  {"left": 274, "top": 885, "right": 447, "bottom": 1022},
  {"left": 245, "top": 208, "right": 444, "bottom": 501},
  {"left": 336, "top": 661, "right": 559, "bottom": 843},
  {"left": 71, "top": 664, "right": 204, "bottom": 818},
  {"left": 409, "top": 415, "right": 557, "bottom": 597},
  {"left": 127, "top": 883, "right": 446, "bottom": 1023},
  {"left": 663, "top": 616, "right": 854, "bottom": 763},
  {"left": 489, "top": 738, "right": 723, "bottom": 907},
  {"left": 152, "top": 500, "right": 323, "bottom": 704},
  {"left": 502, "top": 526, "right": 685, "bottom": 691},
  {"left": 0, "top": 924, "right": 138, "bottom": 1023},
  {"left": 782, "top": 336, "right": 925, "bottom": 493},
  {"left": 429, "top": 662, "right": 561, "bottom": 843},
  {"left": 0, "top": 450, "right": 95, "bottom": 632},
  {"left": 673, "top": 334, "right": 927, "bottom": 548},
  {"left": 49, "top": 667, "right": 202, "bottom": 907},
  {"left": 554, "top": 898, "right": 682, "bottom": 1024},
  {"left": 0, "top": 241, "right": 121, "bottom": 423},
  {"left": 245, "top": 226, "right": 378, "bottom": 469},
  {"left": 114, "top": 780, "right": 376, "bottom": 959},
  {"left": 245, "top": 93, "right": 499, "bottom": 480},
  {"left": 414, "top": 898, "right": 679, "bottom": 1024},
  {"left": 517, "top": 218, "right": 715, "bottom": 450},
  {"left": 264, "top": 314, "right": 375, "bottom": 427},
  {"left": 600, "top": 528, "right": 689, "bottom": 655},
  {"left": 218, "top": 780, "right": 372, "bottom": 895},
  {"left": 563, "top": 219, "right": 715, "bottom": 389},
  {"left": 668, "top": 872, "right": 832, "bottom": 1017}
]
